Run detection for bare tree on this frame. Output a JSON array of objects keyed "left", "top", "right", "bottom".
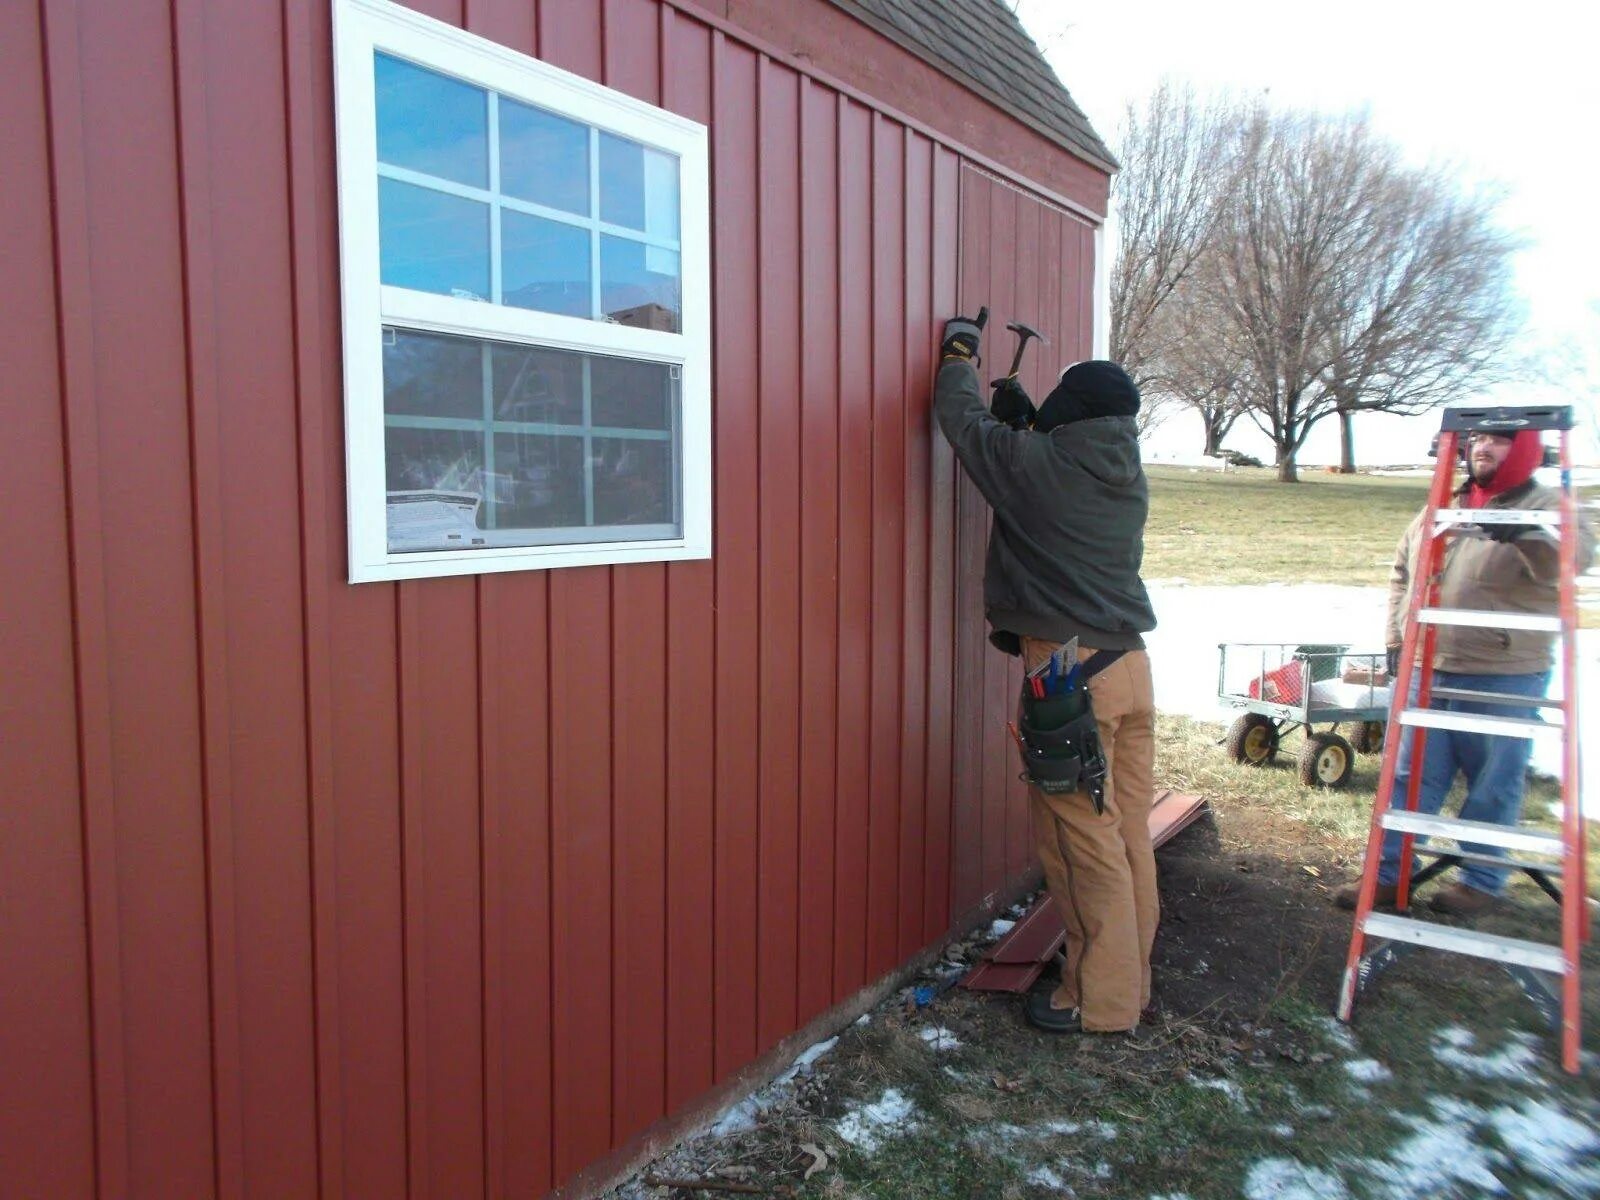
[
  {"left": 1108, "top": 81, "right": 1240, "bottom": 422},
  {"left": 1201, "top": 107, "right": 1521, "bottom": 481}
]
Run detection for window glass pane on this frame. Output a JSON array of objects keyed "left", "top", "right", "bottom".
[
  {"left": 600, "top": 237, "right": 680, "bottom": 331},
  {"left": 379, "top": 178, "right": 490, "bottom": 299},
  {"left": 598, "top": 133, "right": 679, "bottom": 239},
  {"left": 491, "top": 343, "right": 584, "bottom": 426},
  {"left": 591, "top": 356, "right": 671, "bottom": 430},
  {"left": 592, "top": 437, "right": 676, "bottom": 527},
  {"left": 384, "top": 329, "right": 482, "bottom": 419},
  {"left": 503, "top": 210, "right": 591, "bottom": 317},
  {"left": 493, "top": 433, "right": 586, "bottom": 527},
  {"left": 500, "top": 99, "right": 589, "bottom": 215},
  {"left": 386, "top": 426, "right": 485, "bottom": 494},
  {"left": 375, "top": 53, "right": 488, "bottom": 187}
]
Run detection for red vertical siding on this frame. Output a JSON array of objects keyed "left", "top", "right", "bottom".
[
  {"left": 710, "top": 31, "right": 762, "bottom": 1079},
  {"left": 795, "top": 75, "right": 843, "bottom": 1028},
  {"left": 832, "top": 94, "right": 875, "bottom": 997},
  {"left": 660, "top": 7, "right": 719, "bottom": 1115},
  {"left": 4, "top": 1, "right": 1105, "bottom": 1195},
  {"left": 0, "top": 4, "right": 97, "bottom": 1196}
]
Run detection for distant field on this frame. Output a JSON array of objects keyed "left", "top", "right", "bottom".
[{"left": 1143, "top": 466, "right": 1428, "bottom": 587}]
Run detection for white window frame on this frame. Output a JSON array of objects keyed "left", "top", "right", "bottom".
[{"left": 332, "top": 0, "right": 712, "bottom": 582}]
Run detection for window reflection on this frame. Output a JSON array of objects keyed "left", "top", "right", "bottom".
[
  {"left": 378, "top": 178, "right": 489, "bottom": 300},
  {"left": 375, "top": 53, "right": 488, "bottom": 188},
  {"left": 600, "top": 237, "right": 681, "bottom": 331},
  {"left": 500, "top": 99, "right": 589, "bottom": 215}
]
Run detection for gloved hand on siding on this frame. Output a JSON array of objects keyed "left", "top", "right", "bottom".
[{"left": 940, "top": 308, "right": 987, "bottom": 364}]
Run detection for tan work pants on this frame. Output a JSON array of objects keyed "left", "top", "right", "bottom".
[{"left": 1021, "top": 639, "right": 1158, "bottom": 1032}]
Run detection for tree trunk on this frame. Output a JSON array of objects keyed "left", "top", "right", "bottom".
[
  {"left": 1275, "top": 442, "right": 1299, "bottom": 482},
  {"left": 1200, "top": 405, "right": 1235, "bottom": 456},
  {"left": 1337, "top": 408, "right": 1356, "bottom": 473}
]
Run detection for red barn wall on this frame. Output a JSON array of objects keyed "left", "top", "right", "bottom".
[{"left": 0, "top": 0, "right": 1105, "bottom": 1195}]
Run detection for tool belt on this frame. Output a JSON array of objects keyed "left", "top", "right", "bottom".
[{"left": 1015, "top": 650, "right": 1122, "bottom": 813}]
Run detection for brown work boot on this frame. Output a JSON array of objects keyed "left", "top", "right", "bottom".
[
  {"left": 1335, "top": 882, "right": 1398, "bottom": 911},
  {"left": 1428, "top": 883, "right": 1498, "bottom": 917}
]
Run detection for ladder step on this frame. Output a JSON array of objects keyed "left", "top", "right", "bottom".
[
  {"left": 1417, "top": 608, "right": 1563, "bottom": 632},
  {"left": 1398, "top": 708, "right": 1559, "bottom": 738},
  {"left": 1434, "top": 508, "right": 1561, "bottom": 528},
  {"left": 1380, "top": 810, "right": 1565, "bottom": 855},
  {"left": 1415, "top": 847, "right": 1564, "bottom": 877},
  {"left": 1428, "top": 686, "right": 1565, "bottom": 710},
  {"left": 1363, "top": 913, "right": 1568, "bottom": 974},
  {"left": 1439, "top": 404, "right": 1574, "bottom": 433}
]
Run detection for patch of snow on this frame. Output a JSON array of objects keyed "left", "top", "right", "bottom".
[
  {"left": 1035, "top": 1118, "right": 1118, "bottom": 1140},
  {"left": 1316, "top": 1017, "right": 1358, "bottom": 1053},
  {"left": 792, "top": 1035, "right": 838, "bottom": 1071},
  {"left": 987, "top": 918, "right": 1016, "bottom": 938},
  {"left": 1342, "top": 1059, "right": 1392, "bottom": 1084},
  {"left": 1349, "top": 1115, "right": 1507, "bottom": 1199},
  {"left": 917, "top": 1026, "right": 962, "bottom": 1051},
  {"left": 1194, "top": 1077, "right": 1245, "bottom": 1104},
  {"left": 1148, "top": 1194, "right": 1196, "bottom": 1200},
  {"left": 1489, "top": 1099, "right": 1600, "bottom": 1193},
  {"left": 833, "top": 1088, "right": 918, "bottom": 1154},
  {"left": 1272, "top": 1124, "right": 1296, "bottom": 1138},
  {"left": 1243, "top": 1158, "right": 1352, "bottom": 1200},
  {"left": 853, "top": 1013, "right": 870, "bottom": 1027},
  {"left": 1431, "top": 1026, "right": 1543, "bottom": 1080},
  {"left": 709, "top": 1095, "right": 762, "bottom": 1136},
  {"left": 1027, "top": 1164, "right": 1068, "bottom": 1190}
]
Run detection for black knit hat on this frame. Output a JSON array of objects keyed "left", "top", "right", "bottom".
[{"left": 1034, "top": 361, "right": 1140, "bottom": 432}]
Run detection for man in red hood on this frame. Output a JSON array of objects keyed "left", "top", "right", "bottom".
[{"left": 1338, "top": 429, "right": 1593, "bottom": 916}]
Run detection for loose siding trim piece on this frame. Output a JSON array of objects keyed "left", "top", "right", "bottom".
[{"left": 4, "top": 0, "right": 1107, "bottom": 1194}]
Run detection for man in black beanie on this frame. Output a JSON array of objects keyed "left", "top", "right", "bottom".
[{"left": 934, "top": 315, "right": 1158, "bottom": 1036}]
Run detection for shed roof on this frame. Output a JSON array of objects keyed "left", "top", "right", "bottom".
[{"left": 824, "top": 0, "right": 1117, "bottom": 173}]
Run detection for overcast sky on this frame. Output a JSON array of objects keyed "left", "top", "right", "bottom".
[{"left": 1010, "top": 0, "right": 1600, "bottom": 465}]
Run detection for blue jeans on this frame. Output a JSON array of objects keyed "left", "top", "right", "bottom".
[{"left": 1377, "top": 669, "right": 1551, "bottom": 895}]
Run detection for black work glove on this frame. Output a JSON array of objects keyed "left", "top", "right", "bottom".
[
  {"left": 1483, "top": 522, "right": 1534, "bottom": 543},
  {"left": 989, "top": 376, "right": 1037, "bottom": 430},
  {"left": 1385, "top": 647, "right": 1401, "bottom": 678},
  {"left": 940, "top": 311, "right": 986, "bottom": 365}
]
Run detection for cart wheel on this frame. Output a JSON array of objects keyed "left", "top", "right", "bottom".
[
  {"left": 1348, "top": 720, "right": 1385, "bottom": 754},
  {"left": 1299, "top": 732, "right": 1354, "bottom": 788},
  {"left": 1226, "top": 714, "right": 1279, "bottom": 766}
]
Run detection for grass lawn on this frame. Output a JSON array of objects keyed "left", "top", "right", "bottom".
[
  {"left": 1143, "top": 466, "right": 1429, "bottom": 588},
  {"left": 1144, "top": 466, "right": 1599, "bottom": 627}
]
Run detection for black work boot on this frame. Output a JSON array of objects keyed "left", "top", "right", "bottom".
[
  {"left": 1024, "top": 988, "right": 1084, "bottom": 1034},
  {"left": 1335, "top": 882, "right": 1398, "bottom": 911}
]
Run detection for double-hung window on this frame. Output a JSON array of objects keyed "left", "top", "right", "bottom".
[{"left": 333, "top": 0, "right": 711, "bottom": 581}]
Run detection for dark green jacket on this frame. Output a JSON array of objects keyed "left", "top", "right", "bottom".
[{"left": 933, "top": 360, "right": 1156, "bottom": 652}]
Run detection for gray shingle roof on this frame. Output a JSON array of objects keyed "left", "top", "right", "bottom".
[{"left": 824, "top": 0, "right": 1116, "bottom": 172}]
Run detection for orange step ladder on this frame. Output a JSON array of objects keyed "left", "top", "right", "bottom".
[{"left": 1336, "top": 404, "right": 1588, "bottom": 1072}]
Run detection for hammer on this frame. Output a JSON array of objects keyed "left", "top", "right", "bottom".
[{"left": 1002, "top": 320, "right": 1047, "bottom": 380}]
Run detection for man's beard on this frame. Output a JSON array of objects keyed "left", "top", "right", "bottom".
[{"left": 1470, "top": 458, "right": 1498, "bottom": 486}]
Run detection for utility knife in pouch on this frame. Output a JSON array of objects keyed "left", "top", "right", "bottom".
[{"left": 1016, "top": 685, "right": 1108, "bottom": 813}]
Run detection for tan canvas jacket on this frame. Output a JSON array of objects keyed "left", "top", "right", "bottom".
[{"left": 1387, "top": 480, "right": 1595, "bottom": 675}]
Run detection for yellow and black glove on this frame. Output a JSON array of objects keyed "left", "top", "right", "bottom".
[{"left": 940, "top": 308, "right": 987, "bottom": 364}]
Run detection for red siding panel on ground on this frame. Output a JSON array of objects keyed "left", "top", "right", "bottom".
[{"left": 5, "top": 1, "right": 1105, "bottom": 1194}]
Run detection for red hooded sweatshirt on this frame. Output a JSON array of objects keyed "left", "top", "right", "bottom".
[{"left": 1463, "top": 431, "right": 1542, "bottom": 508}]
